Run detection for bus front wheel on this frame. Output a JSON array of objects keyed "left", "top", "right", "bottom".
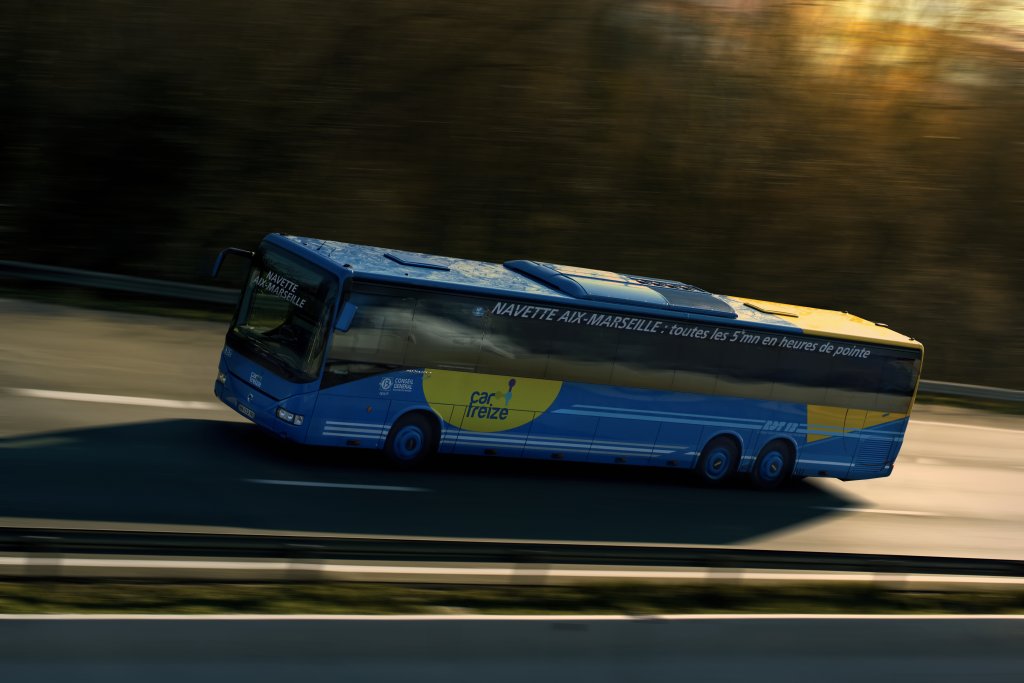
[
  {"left": 750, "top": 440, "right": 794, "bottom": 490},
  {"left": 696, "top": 437, "right": 739, "bottom": 485},
  {"left": 384, "top": 413, "right": 437, "bottom": 466}
]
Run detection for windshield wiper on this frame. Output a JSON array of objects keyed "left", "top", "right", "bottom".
[{"left": 229, "top": 330, "right": 308, "bottom": 384}]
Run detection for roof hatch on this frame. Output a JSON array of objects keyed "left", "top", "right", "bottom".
[
  {"left": 384, "top": 251, "right": 451, "bottom": 271},
  {"left": 504, "top": 260, "right": 736, "bottom": 318}
]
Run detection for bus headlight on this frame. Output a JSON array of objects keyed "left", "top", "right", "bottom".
[
  {"left": 275, "top": 407, "right": 304, "bottom": 426},
  {"left": 217, "top": 371, "right": 227, "bottom": 385}
]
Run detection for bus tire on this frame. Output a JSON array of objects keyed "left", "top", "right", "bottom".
[
  {"left": 696, "top": 436, "right": 739, "bottom": 485},
  {"left": 751, "top": 440, "right": 794, "bottom": 490},
  {"left": 384, "top": 413, "right": 437, "bottom": 467}
]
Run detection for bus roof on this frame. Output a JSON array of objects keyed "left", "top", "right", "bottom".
[{"left": 276, "top": 234, "right": 922, "bottom": 350}]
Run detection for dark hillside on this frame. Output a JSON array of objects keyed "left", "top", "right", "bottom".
[{"left": 1, "top": 1, "right": 1021, "bottom": 386}]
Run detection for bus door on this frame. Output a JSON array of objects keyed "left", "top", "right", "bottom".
[
  {"left": 309, "top": 391, "right": 391, "bottom": 449},
  {"left": 313, "top": 286, "right": 412, "bottom": 449}
]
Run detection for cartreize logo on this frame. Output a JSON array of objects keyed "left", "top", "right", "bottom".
[
  {"left": 465, "top": 379, "right": 516, "bottom": 420},
  {"left": 425, "top": 370, "right": 562, "bottom": 433}
]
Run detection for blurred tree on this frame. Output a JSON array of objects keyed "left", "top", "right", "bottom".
[{"left": 0, "top": 0, "right": 1020, "bottom": 386}]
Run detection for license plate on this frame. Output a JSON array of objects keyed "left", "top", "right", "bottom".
[{"left": 238, "top": 404, "right": 256, "bottom": 419}]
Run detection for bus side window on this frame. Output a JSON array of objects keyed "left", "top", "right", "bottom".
[
  {"left": 404, "top": 293, "right": 488, "bottom": 372},
  {"left": 546, "top": 316, "right": 619, "bottom": 385},
  {"left": 611, "top": 329, "right": 674, "bottom": 392},
  {"left": 477, "top": 315, "right": 551, "bottom": 379},
  {"left": 670, "top": 333, "right": 723, "bottom": 396},
  {"left": 875, "top": 355, "right": 918, "bottom": 413},
  {"left": 771, "top": 340, "right": 830, "bottom": 406},
  {"left": 714, "top": 339, "right": 779, "bottom": 400},
  {"left": 329, "top": 292, "right": 415, "bottom": 366},
  {"left": 825, "top": 353, "right": 879, "bottom": 411}
]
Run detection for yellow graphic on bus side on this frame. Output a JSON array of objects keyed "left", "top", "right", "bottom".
[
  {"left": 423, "top": 369, "right": 562, "bottom": 433},
  {"left": 806, "top": 405, "right": 907, "bottom": 442}
]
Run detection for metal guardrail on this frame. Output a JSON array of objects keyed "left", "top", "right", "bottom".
[
  {"left": 919, "top": 380, "right": 1024, "bottom": 403},
  {"left": 3, "top": 527, "right": 1022, "bottom": 578},
  {"left": 0, "top": 259, "right": 237, "bottom": 305},
  {"left": 2, "top": 259, "right": 1022, "bottom": 401}
]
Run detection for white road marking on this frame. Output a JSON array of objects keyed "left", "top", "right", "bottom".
[
  {"left": 911, "top": 420, "right": 1023, "bottom": 435},
  {"left": 7, "top": 388, "right": 222, "bottom": 411},
  {"left": 815, "top": 506, "right": 940, "bottom": 517},
  {"left": 245, "top": 478, "right": 428, "bottom": 493}
]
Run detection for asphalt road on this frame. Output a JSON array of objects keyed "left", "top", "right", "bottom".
[
  {"left": 1, "top": 298, "right": 1022, "bottom": 559},
  {"left": 1, "top": 616, "right": 1022, "bottom": 683}
]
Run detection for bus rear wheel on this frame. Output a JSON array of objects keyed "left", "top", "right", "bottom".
[
  {"left": 751, "top": 440, "right": 794, "bottom": 490},
  {"left": 384, "top": 413, "right": 437, "bottom": 467},
  {"left": 696, "top": 437, "right": 739, "bottom": 485}
]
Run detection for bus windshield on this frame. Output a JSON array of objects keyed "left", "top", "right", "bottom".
[{"left": 230, "top": 244, "right": 339, "bottom": 383}]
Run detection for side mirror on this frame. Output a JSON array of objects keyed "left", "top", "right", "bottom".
[
  {"left": 211, "top": 247, "right": 254, "bottom": 278},
  {"left": 335, "top": 302, "right": 358, "bottom": 332}
]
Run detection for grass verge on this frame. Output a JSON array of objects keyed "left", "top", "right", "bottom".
[
  {"left": 1, "top": 581, "right": 1022, "bottom": 615},
  {"left": 0, "top": 284, "right": 233, "bottom": 322}
]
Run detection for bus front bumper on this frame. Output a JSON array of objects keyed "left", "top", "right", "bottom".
[{"left": 214, "top": 372, "right": 311, "bottom": 442}]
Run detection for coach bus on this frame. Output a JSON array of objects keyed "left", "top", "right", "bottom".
[{"left": 212, "top": 233, "right": 922, "bottom": 488}]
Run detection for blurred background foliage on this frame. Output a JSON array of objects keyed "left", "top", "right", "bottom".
[{"left": 0, "top": 0, "right": 1021, "bottom": 386}]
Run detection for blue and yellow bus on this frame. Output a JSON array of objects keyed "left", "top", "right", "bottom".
[{"left": 213, "top": 233, "right": 923, "bottom": 488}]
